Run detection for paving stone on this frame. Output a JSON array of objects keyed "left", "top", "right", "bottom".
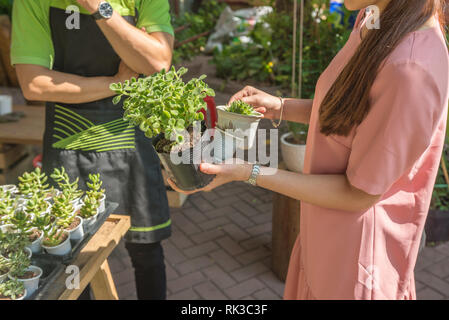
[
  {"left": 182, "top": 207, "right": 209, "bottom": 224},
  {"left": 162, "top": 241, "right": 188, "bottom": 265},
  {"left": 198, "top": 217, "right": 231, "bottom": 231},
  {"left": 240, "top": 234, "right": 271, "bottom": 251},
  {"left": 224, "top": 279, "right": 266, "bottom": 299},
  {"left": 165, "top": 261, "right": 179, "bottom": 281},
  {"left": 203, "top": 265, "right": 237, "bottom": 289},
  {"left": 167, "top": 271, "right": 207, "bottom": 293},
  {"left": 190, "top": 228, "right": 226, "bottom": 244},
  {"left": 168, "top": 288, "right": 200, "bottom": 300},
  {"left": 194, "top": 281, "right": 229, "bottom": 300},
  {"left": 232, "top": 200, "right": 260, "bottom": 217},
  {"left": 170, "top": 229, "right": 195, "bottom": 250},
  {"left": 236, "top": 247, "right": 271, "bottom": 266},
  {"left": 227, "top": 211, "right": 255, "bottom": 229},
  {"left": 258, "top": 271, "right": 286, "bottom": 297},
  {"left": 418, "top": 246, "right": 447, "bottom": 263},
  {"left": 112, "top": 268, "right": 136, "bottom": 287},
  {"left": 222, "top": 223, "right": 251, "bottom": 242},
  {"left": 253, "top": 288, "right": 282, "bottom": 300},
  {"left": 247, "top": 222, "right": 272, "bottom": 236},
  {"left": 417, "top": 287, "right": 445, "bottom": 300},
  {"left": 184, "top": 242, "right": 220, "bottom": 258},
  {"left": 173, "top": 213, "right": 202, "bottom": 235},
  {"left": 213, "top": 196, "right": 247, "bottom": 208},
  {"left": 426, "top": 257, "right": 449, "bottom": 278},
  {"left": 414, "top": 280, "right": 426, "bottom": 291},
  {"left": 231, "top": 262, "right": 270, "bottom": 282},
  {"left": 203, "top": 206, "right": 235, "bottom": 219},
  {"left": 116, "top": 281, "right": 137, "bottom": 300},
  {"left": 176, "top": 256, "right": 215, "bottom": 275},
  {"left": 201, "top": 191, "right": 220, "bottom": 201},
  {"left": 192, "top": 197, "right": 215, "bottom": 212},
  {"left": 216, "top": 236, "right": 246, "bottom": 255},
  {"left": 237, "top": 192, "right": 262, "bottom": 208},
  {"left": 209, "top": 249, "right": 242, "bottom": 272},
  {"left": 250, "top": 212, "right": 273, "bottom": 225},
  {"left": 414, "top": 270, "right": 449, "bottom": 296}
]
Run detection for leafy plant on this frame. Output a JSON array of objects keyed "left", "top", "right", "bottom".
[
  {"left": 51, "top": 193, "right": 75, "bottom": 230},
  {"left": 0, "top": 279, "right": 26, "bottom": 300},
  {"left": 23, "top": 194, "right": 50, "bottom": 217},
  {"left": 31, "top": 212, "right": 53, "bottom": 235},
  {"left": 0, "top": 201, "right": 15, "bottom": 224},
  {"left": 86, "top": 174, "right": 105, "bottom": 201},
  {"left": 79, "top": 194, "right": 99, "bottom": 220},
  {"left": 18, "top": 167, "right": 49, "bottom": 198},
  {"left": 0, "top": 255, "right": 11, "bottom": 275},
  {"left": 0, "top": 231, "right": 30, "bottom": 259},
  {"left": 110, "top": 67, "right": 215, "bottom": 148},
  {"left": 286, "top": 122, "right": 308, "bottom": 144},
  {"left": 50, "top": 167, "right": 83, "bottom": 202},
  {"left": 227, "top": 100, "right": 259, "bottom": 116},
  {"left": 9, "top": 209, "right": 33, "bottom": 233},
  {"left": 8, "top": 249, "right": 30, "bottom": 278},
  {"left": 43, "top": 228, "right": 68, "bottom": 247}
]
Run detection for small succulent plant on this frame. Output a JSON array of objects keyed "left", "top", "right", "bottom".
[{"left": 227, "top": 100, "right": 259, "bottom": 116}]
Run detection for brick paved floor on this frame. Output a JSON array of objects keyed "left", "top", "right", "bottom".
[{"left": 107, "top": 181, "right": 449, "bottom": 300}]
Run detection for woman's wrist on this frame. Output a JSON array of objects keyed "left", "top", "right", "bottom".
[{"left": 235, "top": 163, "right": 254, "bottom": 182}]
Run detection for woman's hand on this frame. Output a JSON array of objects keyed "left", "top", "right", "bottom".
[
  {"left": 113, "top": 61, "right": 139, "bottom": 84},
  {"left": 229, "top": 86, "right": 282, "bottom": 120},
  {"left": 167, "top": 162, "right": 253, "bottom": 194}
]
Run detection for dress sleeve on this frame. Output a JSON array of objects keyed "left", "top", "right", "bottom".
[
  {"left": 137, "top": 0, "right": 174, "bottom": 36},
  {"left": 346, "top": 61, "right": 444, "bottom": 195},
  {"left": 10, "top": 0, "right": 53, "bottom": 69}
]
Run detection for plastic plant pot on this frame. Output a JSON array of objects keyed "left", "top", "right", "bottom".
[
  {"left": 82, "top": 208, "right": 100, "bottom": 231},
  {"left": 9, "top": 265, "right": 42, "bottom": 298},
  {"left": 0, "top": 224, "right": 15, "bottom": 233},
  {"left": 41, "top": 232, "right": 72, "bottom": 256},
  {"left": 212, "top": 128, "right": 244, "bottom": 163},
  {"left": 27, "top": 229, "right": 44, "bottom": 254},
  {"left": 98, "top": 194, "right": 106, "bottom": 213},
  {"left": 14, "top": 289, "right": 27, "bottom": 300},
  {"left": 24, "top": 247, "right": 32, "bottom": 259},
  {"left": 152, "top": 133, "right": 215, "bottom": 191},
  {"left": 216, "top": 105, "right": 262, "bottom": 150},
  {"left": 67, "top": 216, "right": 84, "bottom": 241},
  {"left": 0, "top": 185, "right": 18, "bottom": 194}
]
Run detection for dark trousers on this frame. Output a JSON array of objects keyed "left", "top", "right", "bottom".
[{"left": 78, "top": 241, "right": 167, "bottom": 300}]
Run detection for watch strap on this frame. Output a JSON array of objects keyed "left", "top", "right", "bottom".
[{"left": 92, "top": 11, "right": 103, "bottom": 20}]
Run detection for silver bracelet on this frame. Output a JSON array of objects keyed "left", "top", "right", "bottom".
[{"left": 245, "top": 164, "right": 261, "bottom": 186}]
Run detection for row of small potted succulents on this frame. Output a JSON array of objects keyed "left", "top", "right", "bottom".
[
  {"left": 0, "top": 167, "right": 106, "bottom": 299},
  {"left": 110, "top": 67, "right": 263, "bottom": 191}
]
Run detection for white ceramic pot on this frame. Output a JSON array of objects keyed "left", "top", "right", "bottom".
[
  {"left": 98, "top": 194, "right": 106, "bottom": 213},
  {"left": 26, "top": 229, "right": 44, "bottom": 254},
  {"left": 9, "top": 265, "right": 42, "bottom": 298},
  {"left": 42, "top": 232, "right": 72, "bottom": 256},
  {"left": 216, "top": 105, "right": 262, "bottom": 150},
  {"left": 67, "top": 216, "right": 84, "bottom": 241},
  {"left": 280, "top": 132, "right": 307, "bottom": 173}
]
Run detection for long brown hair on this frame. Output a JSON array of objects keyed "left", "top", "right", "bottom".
[{"left": 319, "top": 0, "right": 447, "bottom": 136}]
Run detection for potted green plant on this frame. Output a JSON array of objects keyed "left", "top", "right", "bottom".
[
  {"left": 280, "top": 122, "right": 308, "bottom": 173},
  {"left": 0, "top": 279, "right": 27, "bottom": 300},
  {"left": 0, "top": 184, "right": 18, "bottom": 194},
  {"left": 0, "top": 231, "right": 31, "bottom": 260},
  {"left": 27, "top": 213, "right": 53, "bottom": 254},
  {"left": 41, "top": 228, "right": 72, "bottom": 256},
  {"left": 52, "top": 193, "right": 84, "bottom": 241},
  {"left": 216, "top": 100, "right": 263, "bottom": 150},
  {"left": 79, "top": 194, "right": 100, "bottom": 230},
  {"left": 8, "top": 249, "right": 42, "bottom": 298},
  {"left": 50, "top": 167, "right": 84, "bottom": 206},
  {"left": 17, "top": 168, "right": 49, "bottom": 199},
  {"left": 110, "top": 67, "right": 217, "bottom": 191},
  {"left": 86, "top": 174, "right": 106, "bottom": 213},
  {"left": 0, "top": 255, "right": 12, "bottom": 284}
]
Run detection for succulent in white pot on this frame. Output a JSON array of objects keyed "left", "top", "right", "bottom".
[
  {"left": 42, "top": 229, "right": 72, "bottom": 256},
  {"left": 8, "top": 250, "right": 41, "bottom": 298},
  {"left": 79, "top": 194, "right": 100, "bottom": 231},
  {"left": 0, "top": 279, "right": 27, "bottom": 300}
]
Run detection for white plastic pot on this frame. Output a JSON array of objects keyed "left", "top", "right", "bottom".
[
  {"left": 0, "top": 185, "right": 17, "bottom": 194},
  {"left": 82, "top": 209, "right": 100, "bottom": 231},
  {"left": 9, "top": 265, "right": 42, "bottom": 298},
  {"left": 216, "top": 105, "right": 262, "bottom": 150},
  {"left": 26, "top": 229, "right": 44, "bottom": 254},
  {"left": 67, "top": 216, "right": 84, "bottom": 241},
  {"left": 212, "top": 128, "right": 244, "bottom": 162},
  {"left": 98, "top": 194, "right": 106, "bottom": 213},
  {"left": 24, "top": 247, "right": 32, "bottom": 259},
  {"left": 0, "top": 224, "right": 15, "bottom": 233},
  {"left": 280, "top": 132, "right": 307, "bottom": 173},
  {"left": 14, "top": 289, "right": 27, "bottom": 300},
  {"left": 42, "top": 232, "right": 72, "bottom": 256}
]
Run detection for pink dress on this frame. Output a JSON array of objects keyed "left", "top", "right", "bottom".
[{"left": 284, "top": 11, "right": 449, "bottom": 300}]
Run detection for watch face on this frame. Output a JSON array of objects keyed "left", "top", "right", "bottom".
[{"left": 99, "top": 2, "right": 113, "bottom": 19}]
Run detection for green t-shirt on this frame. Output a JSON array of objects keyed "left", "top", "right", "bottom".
[{"left": 11, "top": 0, "right": 174, "bottom": 69}]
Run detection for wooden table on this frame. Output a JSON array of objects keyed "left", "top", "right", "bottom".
[
  {"left": 0, "top": 105, "right": 45, "bottom": 145},
  {"left": 38, "top": 214, "right": 131, "bottom": 300}
]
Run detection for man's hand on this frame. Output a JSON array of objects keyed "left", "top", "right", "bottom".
[{"left": 76, "top": 0, "right": 101, "bottom": 14}]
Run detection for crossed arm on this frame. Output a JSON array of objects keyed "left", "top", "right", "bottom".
[{"left": 16, "top": 0, "right": 174, "bottom": 104}]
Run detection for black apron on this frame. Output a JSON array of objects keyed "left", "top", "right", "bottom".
[{"left": 42, "top": 7, "right": 170, "bottom": 244}]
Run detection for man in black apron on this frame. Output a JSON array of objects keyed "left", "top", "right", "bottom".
[{"left": 11, "top": 0, "right": 174, "bottom": 299}]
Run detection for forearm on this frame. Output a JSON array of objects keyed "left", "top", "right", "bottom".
[
  {"left": 16, "top": 65, "right": 116, "bottom": 104},
  {"left": 254, "top": 166, "right": 380, "bottom": 212},
  {"left": 281, "top": 98, "right": 313, "bottom": 124},
  {"left": 96, "top": 12, "right": 173, "bottom": 75}
]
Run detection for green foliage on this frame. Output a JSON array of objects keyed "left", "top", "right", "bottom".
[
  {"left": 171, "top": 0, "right": 226, "bottom": 64},
  {"left": 51, "top": 193, "right": 75, "bottom": 230},
  {"left": 227, "top": 100, "right": 259, "bottom": 116},
  {"left": 212, "top": 1, "right": 352, "bottom": 96},
  {"left": 23, "top": 194, "right": 50, "bottom": 216},
  {"left": 18, "top": 167, "right": 49, "bottom": 198},
  {"left": 86, "top": 173, "right": 105, "bottom": 201},
  {"left": 0, "top": 231, "right": 30, "bottom": 259},
  {"left": 431, "top": 140, "right": 449, "bottom": 211},
  {"left": 9, "top": 209, "right": 33, "bottom": 233},
  {"left": 0, "top": 279, "right": 26, "bottom": 300},
  {"left": 42, "top": 228, "right": 67, "bottom": 247},
  {"left": 110, "top": 67, "right": 215, "bottom": 146},
  {"left": 50, "top": 167, "right": 83, "bottom": 202},
  {"left": 79, "top": 194, "right": 99, "bottom": 219},
  {"left": 8, "top": 249, "right": 30, "bottom": 278},
  {"left": 0, "top": 0, "right": 13, "bottom": 17},
  {"left": 287, "top": 121, "right": 308, "bottom": 144},
  {"left": 0, "top": 255, "right": 12, "bottom": 275}
]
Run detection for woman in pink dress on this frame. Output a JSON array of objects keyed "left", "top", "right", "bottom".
[{"left": 169, "top": 0, "right": 449, "bottom": 299}]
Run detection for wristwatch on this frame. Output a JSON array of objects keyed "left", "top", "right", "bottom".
[
  {"left": 92, "top": 1, "right": 113, "bottom": 20},
  {"left": 245, "top": 164, "right": 261, "bottom": 186}
]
